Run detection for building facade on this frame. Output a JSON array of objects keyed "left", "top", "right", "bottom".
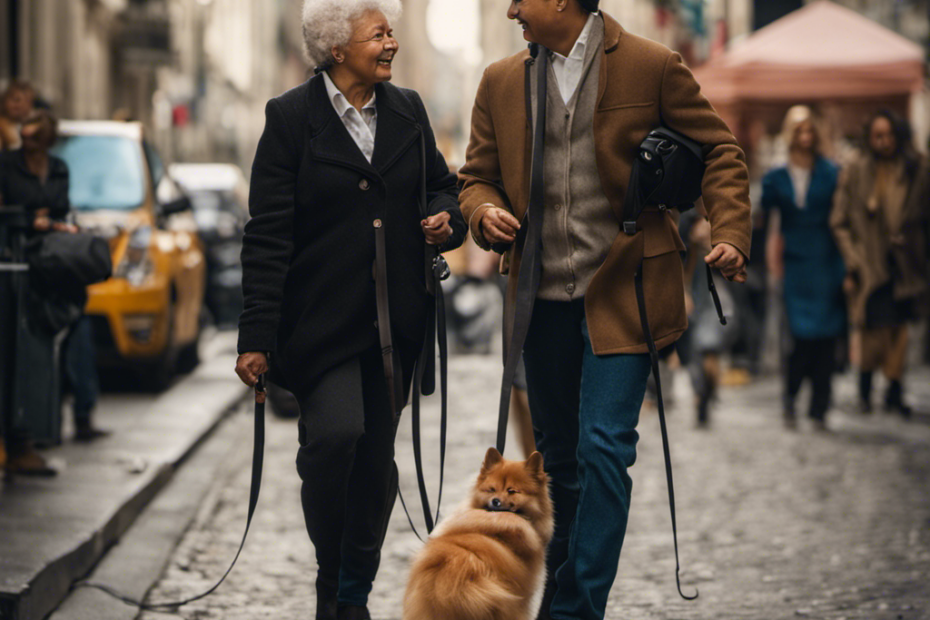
[{"left": 1, "top": 0, "right": 290, "bottom": 173}]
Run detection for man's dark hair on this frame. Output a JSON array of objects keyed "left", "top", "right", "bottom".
[
  {"left": 578, "top": 0, "right": 599, "bottom": 13},
  {"left": 866, "top": 108, "right": 918, "bottom": 179}
]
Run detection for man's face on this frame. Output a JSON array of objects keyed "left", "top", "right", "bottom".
[
  {"left": 2, "top": 89, "right": 34, "bottom": 123},
  {"left": 507, "top": 0, "right": 559, "bottom": 46}
]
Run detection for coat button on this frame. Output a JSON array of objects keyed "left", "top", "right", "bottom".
[
  {"left": 566, "top": 283, "right": 575, "bottom": 294},
  {"left": 373, "top": 219, "right": 382, "bottom": 228},
  {"left": 359, "top": 178, "right": 370, "bottom": 191},
  {"left": 554, "top": 204, "right": 562, "bottom": 211}
]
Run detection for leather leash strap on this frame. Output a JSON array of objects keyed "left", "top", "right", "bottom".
[
  {"left": 495, "top": 45, "right": 548, "bottom": 456},
  {"left": 633, "top": 266, "right": 698, "bottom": 601},
  {"left": 374, "top": 221, "right": 406, "bottom": 416},
  {"left": 397, "top": 127, "right": 448, "bottom": 540},
  {"left": 75, "top": 375, "right": 267, "bottom": 610}
]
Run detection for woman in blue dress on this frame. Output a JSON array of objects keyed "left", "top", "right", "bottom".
[{"left": 763, "top": 106, "right": 846, "bottom": 430}]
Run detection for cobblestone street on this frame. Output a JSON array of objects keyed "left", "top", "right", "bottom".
[{"left": 138, "top": 354, "right": 930, "bottom": 620}]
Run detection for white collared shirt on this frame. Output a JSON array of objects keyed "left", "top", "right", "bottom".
[
  {"left": 323, "top": 71, "right": 378, "bottom": 163},
  {"left": 550, "top": 12, "right": 599, "bottom": 104}
]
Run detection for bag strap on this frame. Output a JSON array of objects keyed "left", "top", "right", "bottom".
[
  {"left": 633, "top": 266, "right": 699, "bottom": 601},
  {"left": 495, "top": 45, "right": 548, "bottom": 456},
  {"left": 74, "top": 375, "right": 267, "bottom": 610}
]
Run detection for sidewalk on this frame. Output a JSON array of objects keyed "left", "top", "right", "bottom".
[
  {"left": 0, "top": 332, "right": 248, "bottom": 620},
  {"left": 135, "top": 354, "right": 930, "bottom": 620}
]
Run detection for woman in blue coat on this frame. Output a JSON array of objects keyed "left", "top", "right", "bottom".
[{"left": 763, "top": 106, "right": 846, "bottom": 430}]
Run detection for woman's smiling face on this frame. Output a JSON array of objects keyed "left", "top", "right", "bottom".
[{"left": 338, "top": 10, "right": 399, "bottom": 86}]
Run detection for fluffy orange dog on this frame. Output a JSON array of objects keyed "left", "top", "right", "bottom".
[{"left": 403, "top": 447, "right": 554, "bottom": 620}]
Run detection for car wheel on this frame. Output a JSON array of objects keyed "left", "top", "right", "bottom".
[
  {"left": 176, "top": 338, "right": 200, "bottom": 375},
  {"left": 138, "top": 294, "right": 178, "bottom": 392}
]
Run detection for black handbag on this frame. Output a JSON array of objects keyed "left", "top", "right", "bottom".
[
  {"left": 26, "top": 231, "right": 112, "bottom": 300},
  {"left": 24, "top": 231, "right": 112, "bottom": 334},
  {"left": 622, "top": 127, "right": 705, "bottom": 235}
]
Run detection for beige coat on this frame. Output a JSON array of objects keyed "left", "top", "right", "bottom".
[
  {"left": 830, "top": 150, "right": 930, "bottom": 327},
  {"left": 458, "top": 13, "right": 751, "bottom": 355}
]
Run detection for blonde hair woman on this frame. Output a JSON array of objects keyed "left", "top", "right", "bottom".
[{"left": 762, "top": 106, "right": 846, "bottom": 430}]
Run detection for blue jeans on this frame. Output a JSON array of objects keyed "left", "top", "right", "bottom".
[
  {"left": 64, "top": 316, "right": 99, "bottom": 426},
  {"left": 523, "top": 298, "right": 651, "bottom": 620}
]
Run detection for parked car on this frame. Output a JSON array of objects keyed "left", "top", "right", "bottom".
[
  {"left": 167, "top": 163, "right": 247, "bottom": 328},
  {"left": 52, "top": 121, "right": 206, "bottom": 389}
]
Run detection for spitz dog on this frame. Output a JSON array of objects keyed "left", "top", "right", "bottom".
[{"left": 403, "top": 447, "right": 554, "bottom": 620}]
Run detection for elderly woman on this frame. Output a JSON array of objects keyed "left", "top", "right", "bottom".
[
  {"left": 235, "top": 1, "right": 465, "bottom": 619},
  {"left": 763, "top": 106, "right": 846, "bottom": 430},
  {"left": 831, "top": 110, "right": 928, "bottom": 418}
]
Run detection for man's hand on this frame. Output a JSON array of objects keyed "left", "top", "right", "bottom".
[
  {"left": 480, "top": 207, "right": 521, "bottom": 245},
  {"left": 422, "top": 211, "right": 453, "bottom": 246},
  {"left": 236, "top": 352, "right": 268, "bottom": 388},
  {"left": 705, "top": 242, "right": 747, "bottom": 283}
]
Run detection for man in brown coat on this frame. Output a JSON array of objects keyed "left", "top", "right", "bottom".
[
  {"left": 458, "top": 1, "right": 751, "bottom": 618},
  {"left": 830, "top": 110, "right": 929, "bottom": 417}
]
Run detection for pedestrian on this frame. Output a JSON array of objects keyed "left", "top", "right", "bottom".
[
  {"left": 0, "top": 109, "right": 72, "bottom": 476},
  {"left": 234, "top": 2, "right": 465, "bottom": 619},
  {"left": 763, "top": 106, "right": 847, "bottom": 431},
  {"left": 0, "top": 80, "right": 35, "bottom": 152},
  {"left": 678, "top": 207, "right": 739, "bottom": 428},
  {"left": 458, "top": 2, "right": 752, "bottom": 618},
  {"left": 830, "top": 110, "right": 929, "bottom": 418}
]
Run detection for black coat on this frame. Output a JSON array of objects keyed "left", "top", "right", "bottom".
[
  {"left": 0, "top": 150, "right": 70, "bottom": 221},
  {"left": 238, "top": 76, "right": 465, "bottom": 389}
]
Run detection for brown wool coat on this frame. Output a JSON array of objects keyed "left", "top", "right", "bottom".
[
  {"left": 458, "top": 13, "right": 752, "bottom": 355},
  {"left": 830, "top": 150, "right": 930, "bottom": 328}
]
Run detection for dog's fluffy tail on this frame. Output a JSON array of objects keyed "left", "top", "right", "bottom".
[{"left": 404, "top": 540, "right": 522, "bottom": 620}]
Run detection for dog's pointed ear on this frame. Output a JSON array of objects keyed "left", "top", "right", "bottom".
[
  {"left": 525, "top": 451, "right": 544, "bottom": 476},
  {"left": 482, "top": 447, "right": 503, "bottom": 472}
]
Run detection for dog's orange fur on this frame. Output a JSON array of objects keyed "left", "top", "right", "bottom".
[{"left": 403, "top": 448, "right": 554, "bottom": 620}]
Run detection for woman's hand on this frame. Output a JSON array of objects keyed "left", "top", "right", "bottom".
[
  {"left": 236, "top": 352, "right": 269, "bottom": 388},
  {"left": 422, "top": 211, "right": 453, "bottom": 245},
  {"left": 480, "top": 207, "right": 521, "bottom": 245},
  {"left": 51, "top": 221, "right": 79, "bottom": 234},
  {"left": 705, "top": 242, "right": 747, "bottom": 283}
]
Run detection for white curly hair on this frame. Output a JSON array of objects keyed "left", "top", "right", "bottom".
[{"left": 302, "top": 0, "right": 403, "bottom": 71}]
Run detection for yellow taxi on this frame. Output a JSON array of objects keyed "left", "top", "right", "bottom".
[{"left": 53, "top": 121, "right": 206, "bottom": 389}]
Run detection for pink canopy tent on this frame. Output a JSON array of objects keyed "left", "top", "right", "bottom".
[{"left": 694, "top": 0, "right": 925, "bottom": 104}]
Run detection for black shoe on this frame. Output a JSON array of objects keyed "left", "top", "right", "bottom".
[
  {"left": 884, "top": 380, "right": 912, "bottom": 418},
  {"left": 75, "top": 424, "right": 111, "bottom": 442},
  {"left": 858, "top": 371, "right": 873, "bottom": 414},
  {"left": 5, "top": 448, "right": 57, "bottom": 477},
  {"left": 338, "top": 605, "right": 371, "bottom": 620},
  {"left": 316, "top": 578, "right": 339, "bottom": 620}
]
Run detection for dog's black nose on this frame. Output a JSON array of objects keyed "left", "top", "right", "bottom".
[{"left": 490, "top": 497, "right": 502, "bottom": 509}]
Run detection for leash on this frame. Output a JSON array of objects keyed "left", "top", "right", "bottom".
[
  {"left": 393, "top": 126, "right": 449, "bottom": 541},
  {"left": 74, "top": 375, "right": 267, "bottom": 610},
  {"left": 495, "top": 43, "right": 548, "bottom": 456},
  {"left": 633, "top": 267, "right": 700, "bottom": 601}
]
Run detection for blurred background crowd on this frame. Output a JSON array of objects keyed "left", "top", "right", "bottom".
[{"left": 1, "top": 0, "right": 929, "bottom": 474}]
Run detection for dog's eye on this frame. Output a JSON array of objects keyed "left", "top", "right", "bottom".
[
  {"left": 507, "top": 488, "right": 519, "bottom": 495},
  {"left": 486, "top": 488, "right": 496, "bottom": 493}
]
